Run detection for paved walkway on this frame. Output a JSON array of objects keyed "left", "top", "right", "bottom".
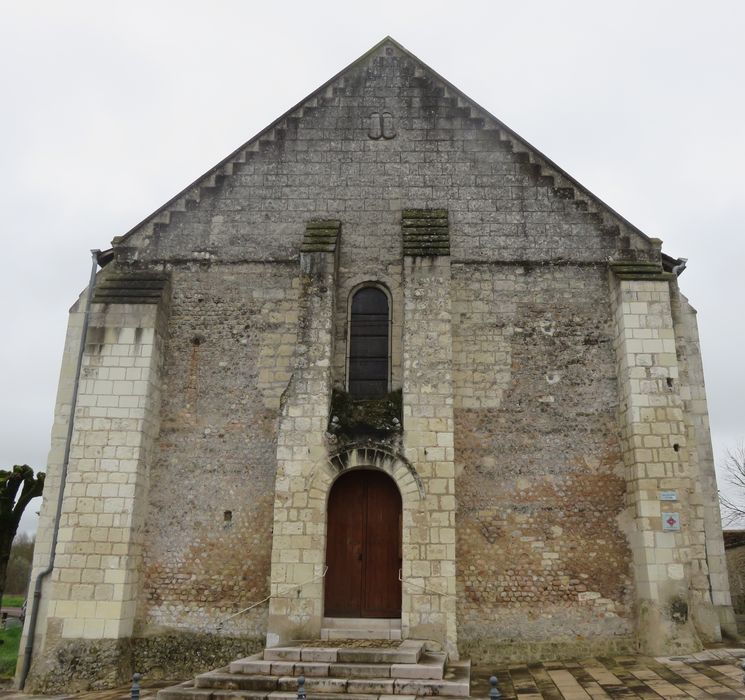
[
  {"left": 2, "top": 648, "right": 745, "bottom": 700},
  {"left": 472, "top": 648, "right": 745, "bottom": 699}
]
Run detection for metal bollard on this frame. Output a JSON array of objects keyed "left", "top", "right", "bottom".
[
  {"left": 489, "top": 674, "right": 502, "bottom": 700},
  {"left": 131, "top": 672, "right": 142, "bottom": 700},
  {"left": 741, "top": 660, "right": 745, "bottom": 686},
  {"left": 297, "top": 675, "right": 306, "bottom": 700}
]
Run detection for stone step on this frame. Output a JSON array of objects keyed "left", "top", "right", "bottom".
[
  {"left": 194, "top": 671, "right": 280, "bottom": 691},
  {"left": 160, "top": 693, "right": 464, "bottom": 700},
  {"left": 158, "top": 691, "right": 468, "bottom": 700},
  {"left": 157, "top": 645, "right": 469, "bottom": 700},
  {"left": 159, "top": 689, "right": 416, "bottom": 700},
  {"left": 335, "top": 643, "right": 422, "bottom": 665},
  {"left": 392, "top": 652, "right": 447, "bottom": 680},
  {"left": 231, "top": 652, "right": 446, "bottom": 680},
  {"left": 263, "top": 640, "right": 423, "bottom": 665},
  {"left": 270, "top": 694, "right": 392, "bottom": 700},
  {"left": 296, "top": 672, "right": 469, "bottom": 698},
  {"left": 190, "top": 659, "right": 467, "bottom": 698},
  {"left": 192, "top": 673, "right": 468, "bottom": 697},
  {"left": 158, "top": 684, "right": 270, "bottom": 700}
]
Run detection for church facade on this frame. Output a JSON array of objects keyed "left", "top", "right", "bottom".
[{"left": 20, "top": 38, "right": 734, "bottom": 690}]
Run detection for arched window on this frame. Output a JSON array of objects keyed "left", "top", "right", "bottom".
[{"left": 348, "top": 286, "right": 390, "bottom": 398}]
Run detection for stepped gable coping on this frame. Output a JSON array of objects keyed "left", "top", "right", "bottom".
[{"left": 112, "top": 36, "right": 667, "bottom": 259}]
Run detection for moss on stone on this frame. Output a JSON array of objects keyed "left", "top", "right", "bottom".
[{"left": 328, "top": 388, "right": 402, "bottom": 438}]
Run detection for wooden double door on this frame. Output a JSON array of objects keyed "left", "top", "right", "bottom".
[{"left": 324, "top": 469, "right": 402, "bottom": 618}]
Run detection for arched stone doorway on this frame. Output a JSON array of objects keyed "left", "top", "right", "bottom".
[{"left": 324, "top": 469, "right": 402, "bottom": 618}]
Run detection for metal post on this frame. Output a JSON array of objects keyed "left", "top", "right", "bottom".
[
  {"left": 297, "top": 675, "right": 306, "bottom": 700},
  {"left": 489, "top": 674, "right": 502, "bottom": 700},
  {"left": 131, "top": 672, "right": 142, "bottom": 700},
  {"left": 741, "top": 660, "right": 745, "bottom": 686}
]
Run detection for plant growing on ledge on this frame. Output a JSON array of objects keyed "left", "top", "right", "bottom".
[
  {"left": 0, "top": 465, "right": 44, "bottom": 610},
  {"left": 327, "top": 388, "right": 403, "bottom": 439}
]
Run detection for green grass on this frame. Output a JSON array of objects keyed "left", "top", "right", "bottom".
[
  {"left": 0, "top": 626, "right": 21, "bottom": 679},
  {"left": 1, "top": 596, "right": 24, "bottom": 608}
]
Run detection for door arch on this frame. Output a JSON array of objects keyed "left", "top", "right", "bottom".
[{"left": 324, "top": 469, "right": 402, "bottom": 618}]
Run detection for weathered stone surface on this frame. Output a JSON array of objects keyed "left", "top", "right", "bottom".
[
  {"left": 25, "top": 37, "right": 732, "bottom": 691},
  {"left": 346, "top": 678, "right": 395, "bottom": 694},
  {"left": 133, "top": 634, "right": 264, "bottom": 680},
  {"left": 329, "top": 662, "right": 390, "bottom": 678},
  {"left": 454, "top": 264, "right": 633, "bottom": 647},
  {"left": 141, "top": 265, "right": 297, "bottom": 637},
  {"left": 300, "top": 648, "right": 339, "bottom": 663},
  {"left": 263, "top": 648, "right": 302, "bottom": 662},
  {"left": 26, "top": 638, "right": 132, "bottom": 692}
]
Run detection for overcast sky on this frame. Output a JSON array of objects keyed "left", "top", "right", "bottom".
[{"left": 2, "top": 1, "right": 743, "bottom": 533}]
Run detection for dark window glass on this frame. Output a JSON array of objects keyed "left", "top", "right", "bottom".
[{"left": 349, "top": 287, "right": 389, "bottom": 398}]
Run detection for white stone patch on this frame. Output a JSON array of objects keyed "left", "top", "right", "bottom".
[{"left": 539, "top": 319, "right": 556, "bottom": 336}]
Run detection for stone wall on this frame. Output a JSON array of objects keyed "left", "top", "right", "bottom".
[
  {"left": 453, "top": 263, "right": 634, "bottom": 659},
  {"left": 724, "top": 543, "right": 745, "bottom": 614},
  {"left": 139, "top": 264, "right": 298, "bottom": 638}
]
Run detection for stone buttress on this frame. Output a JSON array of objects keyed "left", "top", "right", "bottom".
[
  {"left": 609, "top": 249, "right": 731, "bottom": 654},
  {"left": 267, "top": 222, "right": 341, "bottom": 646},
  {"left": 22, "top": 271, "right": 169, "bottom": 689},
  {"left": 400, "top": 210, "right": 458, "bottom": 656}
]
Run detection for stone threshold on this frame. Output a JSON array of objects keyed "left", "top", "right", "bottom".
[{"left": 320, "top": 618, "right": 402, "bottom": 641}]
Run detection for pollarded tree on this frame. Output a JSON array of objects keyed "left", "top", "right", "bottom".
[
  {"left": 0, "top": 465, "right": 44, "bottom": 609},
  {"left": 6, "top": 533, "right": 35, "bottom": 596}
]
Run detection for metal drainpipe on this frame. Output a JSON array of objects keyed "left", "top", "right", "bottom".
[{"left": 19, "top": 249, "right": 100, "bottom": 689}]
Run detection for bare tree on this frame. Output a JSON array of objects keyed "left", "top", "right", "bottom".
[
  {"left": 0, "top": 465, "right": 44, "bottom": 609},
  {"left": 719, "top": 445, "right": 745, "bottom": 527}
]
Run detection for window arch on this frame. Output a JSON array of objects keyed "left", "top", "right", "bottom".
[{"left": 347, "top": 285, "right": 390, "bottom": 398}]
